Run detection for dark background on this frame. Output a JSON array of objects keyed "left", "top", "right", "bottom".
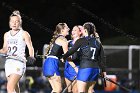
[{"left": 0, "top": 0, "right": 140, "bottom": 66}]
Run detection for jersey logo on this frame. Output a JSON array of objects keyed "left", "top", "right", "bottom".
[
  {"left": 16, "top": 68, "right": 20, "bottom": 72},
  {"left": 90, "top": 47, "right": 96, "bottom": 59}
]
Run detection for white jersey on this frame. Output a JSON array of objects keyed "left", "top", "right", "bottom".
[{"left": 6, "top": 29, "right": 26, "bottom": 58}]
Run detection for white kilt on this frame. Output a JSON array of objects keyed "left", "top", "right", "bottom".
[{"left": 5, "top": 59, "right": 26, "bottom": 77}]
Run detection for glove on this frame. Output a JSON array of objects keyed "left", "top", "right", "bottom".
[
  {"left": 0, "top": 53, "right": 7, "bottom": 57},
  {"left": 27, "top": 56, "right": 36, "bottom": 65}
]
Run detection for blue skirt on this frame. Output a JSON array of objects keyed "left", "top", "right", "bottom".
[
  {"left": 43, "top": 57, "right": 60, "bottom": 77},
  {"left": 77, "top": 68, "right": 100, "bottom": 82},
  {"left": 64, "top": 61, "right": 79, "bottom": 80}
]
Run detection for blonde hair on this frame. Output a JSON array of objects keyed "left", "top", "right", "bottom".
[
  {"left": 45, "top": 23, "right": 67, "bottom": 55},
  {"left": 10, "top": 10, "right": 22, "bottom": 28}
]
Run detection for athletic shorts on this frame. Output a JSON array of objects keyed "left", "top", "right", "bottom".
[
  {"left": 77, "top": 68, "right": 100, "bottom": 82},
  {"left": 5, "top": 59, "right": 26, "bottom": 77},
  {"left": 64, "top": 61, "right": 79, "bottom": 81},
  {"left": 43, "top": 56, "right": 60, "bottom": 77}
]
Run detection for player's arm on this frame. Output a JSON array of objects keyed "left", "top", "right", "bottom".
[
  {"left": 58, "top": 37, "right": 78, "bottom": 72},
  {"left": 63, "top": 39, "right": 82, "bottom": 60},
  {"left": 23, "top": 31, "right": 34, "bottom": 57},
  {"left": 98, "top": 43, "right": 106, "bottom": 76},
  {"left": 0, "top": 33, "right": 8, "bottom": 54},
  {"left": 94, "top": 31, "right": 102, "bottom": 44}
]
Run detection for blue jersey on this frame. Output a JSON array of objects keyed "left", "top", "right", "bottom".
[
  {"left": 63, "top": 36, "right": 106, "bottom": 71},
  {"left": 63, "top": 36, "right": 105, "bottom": 82},
  {"left": 43, "top": 35, "right": 64, "bottom": 77}
]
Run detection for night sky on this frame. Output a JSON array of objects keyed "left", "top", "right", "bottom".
[{"left": 0, "top": 0, "right": 140, "bottom": 66}]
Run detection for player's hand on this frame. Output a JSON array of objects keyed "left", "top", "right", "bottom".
[
  {"left": 103, "top": 72, "right": 107, "bottom": 77},
  {"left": 60, "top": 58, "right": 65, "bottom": 63},
  {"left": 27, "top": 56, "right": 36, "bottom": 65},
  {"left": 94, "top": 32, "right": 100, "bottom": 38},
  {"left": 101, "top": 72, "right": 107, "bottom": 87}
]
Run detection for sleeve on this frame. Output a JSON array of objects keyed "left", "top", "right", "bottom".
[
  {"left": 98, "top": 44, "right": 106, "bottom": 72},
  {"left": 63, "top": 39, "right": 82, "bottom": 60}
]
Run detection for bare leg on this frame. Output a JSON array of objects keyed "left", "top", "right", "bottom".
[
  {"left": 48, "top": 74, "right": 62, "bottom": 93},
  {"left": 71, "top": 80, "right": 78, "bottom": 93},
  {"left": 7, "top": 74, "right": 21, "bottom": 93},
  {"left": 77, "top": 80, "right": 87, "bottom": 93},
  {"left": 87, "top": 81, "right": 96, "bottom": 93},
  {"left": 65, "top": 78, "right": 72, "bottom": 92},
  {"left": 15, "top": 82, "right": 20, "bottom": 93},
  {"left": 48, "top": 77, "right": 55, "bottom": 92}
]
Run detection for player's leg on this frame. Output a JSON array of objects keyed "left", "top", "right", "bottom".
[
  {"left": 48, "top": 74, "right": 62, "bottom": 93},
  {"left": 15, "top": 82, "right": 20, "bottom": 93},
  {"left": 87, "top": 81, "right": 96, "bottom": 93},
  {"left": 77, "top": 80, "right": 87, "bottom": 93},
  {"left": 7, "top": 74, "right": 21, "bottom": 93},
  {"left": 71, "top": 79, "right": 78, "bottom": 93},
  {"left": 65, "top": 78, "right": 72, "bottom": 92},
  {"left": 48, "top": 76, "right": 55, "bottom": 92}
]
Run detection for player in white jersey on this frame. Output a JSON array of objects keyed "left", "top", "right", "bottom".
[{"left": 0, "top": 10, "right": 35, "bottom": 93}]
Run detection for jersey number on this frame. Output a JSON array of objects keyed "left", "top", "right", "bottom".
[
  {"left": 8, "top": 46, "right": 17, "bottom": 56},
  {"left": 90, "top": 47, "right": 96, "bottom": 59}
]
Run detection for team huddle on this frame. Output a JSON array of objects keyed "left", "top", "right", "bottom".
[{"left": 0, "top": 10, "right": 106, "bottom": 93}]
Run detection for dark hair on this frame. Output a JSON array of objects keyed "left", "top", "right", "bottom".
[
  {"left": 45, "top": 23, "right": 67, "bottom": 55},
  {"left": 83, "top": 22, "right": 96, "bottom": 37}
]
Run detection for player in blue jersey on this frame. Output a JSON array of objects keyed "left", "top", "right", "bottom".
[
  {"left": 62, "top": 22, "right": 106, "bottom": 93},
  {"left": 43, "top": 23, "right": 70, "bottom": 93},
  {"left": 64, "top": 25, "right": 83, "bottom": 93}
]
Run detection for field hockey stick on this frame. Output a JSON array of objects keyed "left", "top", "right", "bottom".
[
  {"left": 35, "top": 51, "right": 48, "bottom": 59},
  {"left": 62, "top": 76, "right": 77, "bottom": 93},
  {"left": 0, "top": 53, "right": 27, "bottom": 62},
  {"left": 99, "top": 74, "right": 131, "bottom": 92}
]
